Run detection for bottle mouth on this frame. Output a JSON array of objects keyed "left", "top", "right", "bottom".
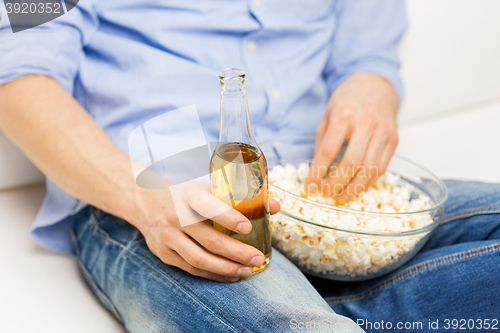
[
  {"left": 219, "top": 68, "right": 246, "bottom": 91},
  {"left": 219, "top": 68, "right": 245, "bottom": 81}
]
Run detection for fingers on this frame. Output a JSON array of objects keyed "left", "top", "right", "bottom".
[
  {"left": 170, "top": 230, "right": 258, "bottom": 278},
  {"left": 269, "top": 198, "right": 280, "bottom": 215},
  {"left": 306, "top": 73, "right": 399, "bottom": 203},
  {"left": 321, "top": 128, "right": 371, "bottom": 196},
  {"left": 183, "top": 221, "right": 265, "bottom": 267},
  {"left": 336, "top": 130, "right": 398, "bottom": 204},
  {"left": 379, "top": 133, "right": 399, "bottom": 176},
  {"left": 335, "top": 136, "right": 384, "bottom": 204},
  {"left": 160, "top": 246, "right": 237, "bottom": 283},
  {"left": 306, "top": 123, "right": 348, "bottom": 194},
  {"left": 188, "top": 190, "right": 252, "bottom": 234},
  {"left": 188, "top": 185, "right": 280, "bottom": 233}
]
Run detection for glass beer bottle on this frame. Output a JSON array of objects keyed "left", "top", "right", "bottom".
[{"left": 210, "top": 68, "right": 272, "bottom": 275}]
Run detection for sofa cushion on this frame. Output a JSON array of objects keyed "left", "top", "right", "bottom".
[{"left": 0, "top": 185, "right": 124, "bottom": 333}]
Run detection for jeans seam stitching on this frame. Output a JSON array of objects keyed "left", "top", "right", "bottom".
[
  {"left": 87, "top": 207, "right": 239, "bottom": 333},
  {"left": 112, "top": 243, "right": 239, "bottom": 333},
  {"left": 443, "top": 207, "right": 500, "bottom": 222},
  {"left": 79, "top": 261, "right": 124, "bottom": 321},
  {"left": 441, "top": 207, "right": 500, "bottom": 225},
  {"left": 71, "top": 226, "right": 124, "bottom": 322},
  {"left": 325, "top": 242, "right": 500, "bottom": 304}
]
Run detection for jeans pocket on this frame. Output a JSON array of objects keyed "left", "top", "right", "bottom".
[
  {"left": 89, "top": 206, "right": 144, "bottom": 248},
  {"left": 88, "top": 207, "right": 111, "bottom": 241}
]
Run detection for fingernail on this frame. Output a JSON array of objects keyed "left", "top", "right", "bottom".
[
  {"left": 236, "top": 222, "right": 251, "bottom": 234},
  {"left": 225, "top": 276, "right": 239, "bottom": 282},
  {"left": 237, "top": 267, "right": 253, "bottom": 277},
  {"left": 249, "top": 256, "right": 265, "bottom": 267}
]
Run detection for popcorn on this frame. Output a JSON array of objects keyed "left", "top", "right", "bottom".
[
  {"left": 297, "top": 162, "right": 310, "bottom": 182},
  {"left": 269, "top": 163, "right": 434, "bottom": 278}
]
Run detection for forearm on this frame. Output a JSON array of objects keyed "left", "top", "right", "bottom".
[{"left": 0, "top": 75, "right": 135, "bottom": 221}]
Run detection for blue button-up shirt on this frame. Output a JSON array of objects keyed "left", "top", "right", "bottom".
[{"left": 0, "top": 0, "right": 406, "bottom": 255}]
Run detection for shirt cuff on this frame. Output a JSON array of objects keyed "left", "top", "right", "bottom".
[{"left": 325, "top": 59, "right": 404, "bottom": 104}]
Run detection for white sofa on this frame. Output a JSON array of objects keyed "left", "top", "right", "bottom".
[{"left": 1, "top": 1, "right": 500, "bottom": 332}]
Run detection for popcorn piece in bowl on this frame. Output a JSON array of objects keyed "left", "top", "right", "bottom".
[{"left": 269, "top": 163, "right": 435, "bottom": 279}]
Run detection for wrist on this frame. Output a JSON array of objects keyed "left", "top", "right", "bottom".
[
  {"left": 98, "top": 167, "right": 144, "bottom": 228},
  {"left": 117, "top": 186, "right": 145, "bottom": 228}
]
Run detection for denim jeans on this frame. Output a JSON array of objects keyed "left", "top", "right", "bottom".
[{"left": 72, "top": 180, "right": 500, "bottom": 332}]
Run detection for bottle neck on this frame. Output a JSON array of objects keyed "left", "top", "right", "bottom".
[{"left": 217, "top": 69, "right": 258, "bottom": 149}]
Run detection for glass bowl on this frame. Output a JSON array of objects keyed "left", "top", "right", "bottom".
[{"left": 259, "top": 136, "right": 448, "bottom": 281}]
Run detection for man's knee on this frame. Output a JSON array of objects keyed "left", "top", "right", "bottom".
[{"left": 444, "top": 180, "right": 500, "bottom": 215}]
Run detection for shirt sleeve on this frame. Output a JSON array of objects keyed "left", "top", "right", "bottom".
[
  {"left": 324, "top": 0, "right": 407, "bottom": 102},
  {"left": 0, "top": 1, "right": 99, "bottom": 94}
]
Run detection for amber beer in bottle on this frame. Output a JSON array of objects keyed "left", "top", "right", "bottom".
[{"left": 210, "top": 68, "right": 272, "bottom": 274}]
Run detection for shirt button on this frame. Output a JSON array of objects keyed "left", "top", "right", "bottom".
[
  {"left": 272, "top": 89, "right": 281, "bottom": 99},
  {"left": 253, "top": 0, "right": 261, "bottom": 8},
  {"left": 248, "top": 41, "right": 257, "bottom": 53}
]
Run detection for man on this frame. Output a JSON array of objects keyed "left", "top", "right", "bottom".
[{"left": 1, "top": 1, "right": 499, "bottom": 332}]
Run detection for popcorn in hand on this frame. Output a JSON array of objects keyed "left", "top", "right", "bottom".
[{"left": 269, "top": 163, "right": 434, "bottom": 278}]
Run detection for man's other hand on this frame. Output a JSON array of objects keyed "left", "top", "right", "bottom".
[{"left": 305, "top": 73, "right": 399, "bottom": 204}]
